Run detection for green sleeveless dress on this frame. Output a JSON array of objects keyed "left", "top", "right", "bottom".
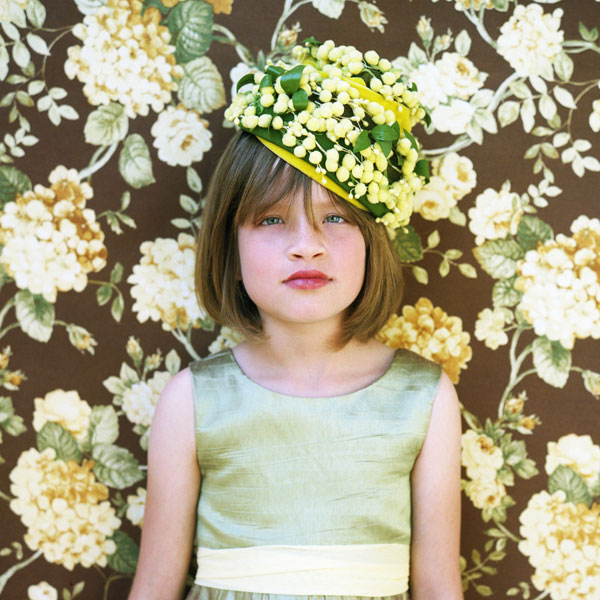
[{"left": 185, "top": 348, "right": 442, "bottom": 600}]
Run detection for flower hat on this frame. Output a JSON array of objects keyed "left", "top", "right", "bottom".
[{"left": 224, "top": 38, "right": 430, "bottom": 230}]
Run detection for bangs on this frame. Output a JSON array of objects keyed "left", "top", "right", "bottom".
[{"left": 233, "top": 143, "right": 357, "bottom": 228}]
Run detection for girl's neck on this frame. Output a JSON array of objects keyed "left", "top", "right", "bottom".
[{"left": 231, "top": 331, "right": 396, "bottom": 398}]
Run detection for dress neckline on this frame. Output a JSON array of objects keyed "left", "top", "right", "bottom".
[{"left": 224, "top": 347, "right": 401, "bottom": 400}]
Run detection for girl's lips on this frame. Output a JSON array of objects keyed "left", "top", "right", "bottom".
[{"left": 283, "top": 270, "right": 330, "bottom": 289}]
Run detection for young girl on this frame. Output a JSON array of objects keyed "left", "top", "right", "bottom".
[{"left": 129, "top": 39, "right": 463, "bottom": 600}]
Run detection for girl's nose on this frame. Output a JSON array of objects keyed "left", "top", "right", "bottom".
[{"left": 287, "top": 220, "right": 325, "bottom": 260}]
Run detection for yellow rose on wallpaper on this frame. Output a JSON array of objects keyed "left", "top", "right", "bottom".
[
  {"left": 121, "top": 370, "right": 171, "bottom": 427},
  {"left": 151, "top": 105, "right": 213, "bottom": 167},
  {"left": 64, "top": 0, "right": 183, "bottom": 118},
  {"left": 468, "top": 183, "right": 523, "bottom": 246},
  {"left": 376, "top": 297, "right": 472, "bottom": 384},
  {"left": 33, "top": 389, "right": 92, "bottom": 442},
  {"left": 205, "top": 0, "right": 234, "bottom": 14},
  {"left": 545, "top": 434, "right": 600, "bottom": 486},
  {"left": 519, "top": 490, "right": 600, "bottom": 600},
  {"left": 412, "top": 176, "right": 456, "bottom": 221},
  {"left": 27, "top": 581, "right": 58, "bottom": 600},
  {"left": 461, "top": 430, "right": 504, "bottom": 481},
  {"left": 515, "top": 216, "right": 600, "bottom": 350},
  {"left": 497, "top": 4, "right": 564, "bottom": 79},
  {"left": 9, "top": 448, "right": 120, "bottom": 570},
  {"left": 0, "top": 166, "right": 107, "bottom": 303},
  {"left": 464, "top": 476, "right": 506, "bottom": 510},
  {"left": 435, "top": 53, "right": 487, "bottom": 101},
  {"left": 128, "top": 233, "right": 207, "bottom": 331},
  {"left": 435, "top": 152, "right": 477, "bottom": 201}
]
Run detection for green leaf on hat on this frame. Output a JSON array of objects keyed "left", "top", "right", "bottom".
[
  {"left": 371, "top": 124, "right": 399, "bottom": 142},
  {"left": 292, "top": 89, "right": 309, "bottom": 111},
  {"left": 376, "top": 140, "right": 392, "bottom": 158},
  {"left": 414, "top": 159, "right": 430, "bottom": 179},
  {"left": 266, "top": 65, "right": 284, "bottom": 79},
  {"left": 236, "top": 73, "right": 256, "bottom": 92},
  {"left": 353, "top": 130, "right": 371, "bottom": 153},
  {"left": 280, "top": 64, "right": 305, "bottom": 95},
  {"left": 302, "top": 36, "right": 321, "bottom": 47},
  {"left": 402, "top": 129, "right": 419, "bottom": 151},
  {"left": 259, "top": 73, "right": 273, "bottom": 89}
]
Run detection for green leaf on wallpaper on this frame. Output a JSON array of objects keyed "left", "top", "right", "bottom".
[
  {"left": 96, "top": 284, "right": 112, "bottom": 306},
  {"left": 473, "top": 239, "right": 524, "bottom": 279},
  {"left": 498, "top": 101, "right": 519, "bottom": 128},
  {"left": 119, "top": 134, "right": 155, "bottom": 189},
  {"left": 492, "top": 276, "right": 522, "bottom": 308},
  {"left": 553, "top": 52, "right": 574, "bottom": 83},
  {"left": 26, "top": 0, "right": 46, "bottom": 27},
  {"left": 514, "top": 458, "right": 538, "bottom": 480},
  {"left": 15, "top": 290, "right": 54, "bottom": 342},
  {"left": 169, "top": 0, "right": 213, "bottom": 64},
  {"left": 88, "top": 405, "right": 120, "bottom": 448},
  {"left": 517, "top": 215, "right": 553, "bottom": 251},
  {"left": 492, "top": 0, "right": 510, "bottom": 11},
  {"left": 84, "top": 103, "right": 129, "bottom": 146},
  {"left": 578, "top": 21, "right": 599, "bottom": 43},
  {"left": 73, "top": 0, "right": 107, "bottom": 15},
  {"left": 548, "top": 465, "right": 592, "bottom": 507},
  {"left": 37, "top": 422, "right": 82, "bottom": 463},
  {"left": 178, "top": 56, "right": 226, "bottom": 113},
  {"left": 0, "top": 165, "right": 31, "bottom": 204},
  {"left": 165, "top": 349, "right": 181, "bottom": 375},
  {"left": 582, "top": 370, "right": 600, "bottom": 399},
  {"left": 532, "top": 336, "right": 571, "bottom": 388},
  {"left": 454, "top": 30, "right": 471, "bottom": 56},
  {"left": 108, "top": 531, "right": 139, "bottom": 574},
  {"left": 111, "top": 293, "right": 124, "bottom": 322},
  {"left": 92, "top": 443, "right": 144, "bottom": 489},
  {"left": 393, "top": 225, "right": 423, "bottom": 263}
]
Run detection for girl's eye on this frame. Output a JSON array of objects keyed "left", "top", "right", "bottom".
[
  {"left": 324, "top": 214, "right": 345, "bottom": 224},
  {"left": 260, "top": 216, "right": 283, "bottom": 226}
]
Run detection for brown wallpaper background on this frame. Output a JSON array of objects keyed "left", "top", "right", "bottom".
[{"left": 1, "top": 0, "right": 599, "bottom": 598}]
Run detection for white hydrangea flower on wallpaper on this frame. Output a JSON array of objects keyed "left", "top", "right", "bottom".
[
  {"left": 64, "top": 0, "right": 183, "bottom": 117},
  {"left": 515, "top": 216, "right": 600, "bottom": 350},
  {"left": 151, "top": 105, "right": 213, "bottom": 167},
  {"left": 497, "top": 4, "right": 564, "bottom": 79},
  {"left": 128, "top": 233, "right": 206, "bottom": 331},
  {"left": 9, "top": 448, "right": 121, "bottom": 570},
  {"left": 0, "top": 166, "right": 107, "bottom": 303},
  {"left": 519, "top": 490, "right": 600, "bottom": 600}
]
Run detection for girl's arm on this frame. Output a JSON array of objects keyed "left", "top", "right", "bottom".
[
  {"left": 128, "top": 368, "right": 201, "bottom": 600},
  {"left": 410, "top": 371, "right": 464, "bottom": 600}
]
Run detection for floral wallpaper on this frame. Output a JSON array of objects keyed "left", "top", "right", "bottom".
[{"left": 0, "top": 0, "right": 599, "bottom": 599}]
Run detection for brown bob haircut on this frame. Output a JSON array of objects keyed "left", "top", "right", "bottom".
[{"left": 195, "top": 131, "right": 404, "bottom": 347}]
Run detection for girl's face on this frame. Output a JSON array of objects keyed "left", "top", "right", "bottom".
[{"left": 237, "top": 183, "right": 366, "bottom": 334}]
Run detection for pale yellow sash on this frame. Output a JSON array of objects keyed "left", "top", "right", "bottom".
[{"left": 194, "top": 543, "right": 410, "bottom": 595}]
